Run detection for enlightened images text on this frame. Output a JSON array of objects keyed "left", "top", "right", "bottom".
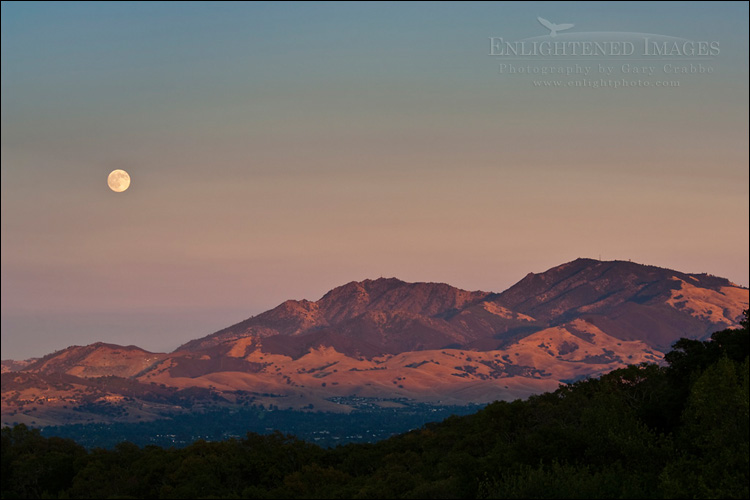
[{"left": 488, "top": 38, "right": 720, "bottom": 57}]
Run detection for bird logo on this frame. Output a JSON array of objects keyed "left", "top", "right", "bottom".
[{"left": 537, "top": 17, "right": 574, "bottom": 37}]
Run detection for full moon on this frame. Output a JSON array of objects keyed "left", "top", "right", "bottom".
[{"left": 107, "top": 169, "right": 131, "bottom": 192}]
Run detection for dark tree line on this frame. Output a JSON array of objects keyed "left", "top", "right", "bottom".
[{"left": 2, "top": 310, "right": 748, "bottom": 499}]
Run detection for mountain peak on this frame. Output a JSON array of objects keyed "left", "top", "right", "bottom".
[
  {"left": 176, "top": 278, "right": 489, "bottom": 353},
  {"left": 362, "top": 277, "right": 406, "bottom": 286},
  {"left": 318, "top": 277, "right": 487, "bottom": 325},
  {"left": 175, "top": 260, "right": 746, "bottom": 355},
  {"left": 490, "top": 258, "right": 746, "bottom": 347},
  {"left": 319, "top": 277, "right": 406, "bottom": 301}
]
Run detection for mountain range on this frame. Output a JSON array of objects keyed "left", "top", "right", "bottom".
[{"left": 2, "top": 258, "right": 747, "bottom": 427}]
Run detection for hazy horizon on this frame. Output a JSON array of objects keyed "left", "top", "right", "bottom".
[{"left": 2, "top": 2, "right": 748, "bottom": 359}]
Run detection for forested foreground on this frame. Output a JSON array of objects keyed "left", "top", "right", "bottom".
[{"left": 2, "top": 313, "right": 748, "bottom": 499}]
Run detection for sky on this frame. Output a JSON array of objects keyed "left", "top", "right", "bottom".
[{"left": 2, "top": 1, "right": 748, "bottom": 359}]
